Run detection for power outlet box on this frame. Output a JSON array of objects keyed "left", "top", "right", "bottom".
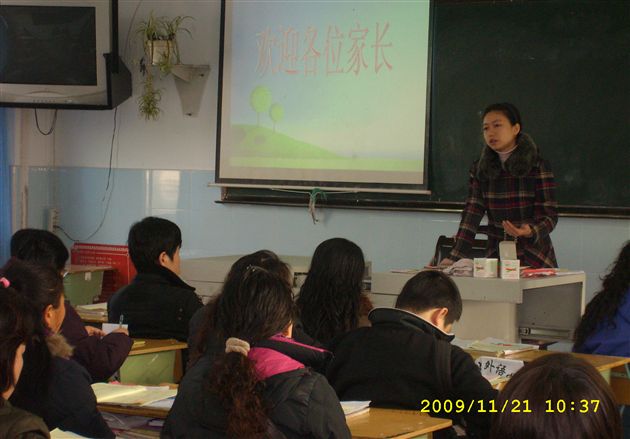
[{"left": 46, "top": 207, "right": 59, "bottom": 232}]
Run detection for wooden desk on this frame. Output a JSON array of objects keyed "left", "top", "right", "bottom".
[
  {"left": 120, "top": 339, "right": 188, "bottom": 385},
  {"left": 468, "top": 349, "right": 630, "bottom": 403},
  {"left": 467, "top": 349, "right": 629, "bottom": 376},
  {"left": 98, "top": 403, "right": 170, "bottom": 419},
  {"left": 98, "top": 404, "right": 452, "bottom": 439},
  {"left": 371, "top": 271, "right": 585, "bottom": 342},
  {"left": 348, "top": 408, "right": 452, "bottom": 439}
]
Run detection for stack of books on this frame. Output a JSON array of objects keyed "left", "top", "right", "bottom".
[{"left": 75, "top": 302, "right": 108, "bottom": 319}]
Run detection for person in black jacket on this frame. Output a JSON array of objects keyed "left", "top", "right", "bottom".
[
  {"left": 11, "top": 228, "right": 132, "bottom": 382},
  {"left": 5, "top": 259, "right": 114, "bottom": 438},
  {"left": 108, "top": 217, "right": 202, "bottom": 342},
  {"left": 163, "top": 256, "right": 350, "bottom": 439},
  {"left": 327, "top": 270, "right": 497, "bottom": 439},
  {"left": 0, "top": 281, "right": 50, "bottom": 439}
]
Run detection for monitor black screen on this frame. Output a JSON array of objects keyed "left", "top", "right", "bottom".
[{"left": 0, "top": 5, "right": 96, "bottom": 85}]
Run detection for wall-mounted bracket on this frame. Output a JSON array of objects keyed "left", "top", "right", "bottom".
[{"left": 171, "top": 64, "right": 210, "bottom": 117}]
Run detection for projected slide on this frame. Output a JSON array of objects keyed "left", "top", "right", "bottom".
[{"left": 217, "top": 1, "right": 431, "bottom": 191}]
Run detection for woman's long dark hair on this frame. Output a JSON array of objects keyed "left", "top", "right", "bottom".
[
  {"left": 574, "top": 241, "right": 630, "bottom": 350},
  {"left": 205, "top": 264, "right": 295, "bottom": 439},
  {"left": 2, "top": 259, "right": 63, "bottom": 415},
  {"left": 0, "top": 285, "right": 35, "bottom": 406},
  {"left": 490, "top": 353, "right": 621, "bottom": 439},
  {"left": 191, "top": 250, "right": 291, "bottom": 361},
  {"left": 296, "top": 238, "right": 365, "bottom": 345}
]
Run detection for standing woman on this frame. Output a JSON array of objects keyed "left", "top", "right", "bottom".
[
  {"left": 297, "top": 238, "right": 372, "bottom": 346},
  {"left": 441, "top": 103, "right": 558, "bottom": 268},
  {"left": 0, "top": 281, "right": 49, "bottom": 438}
]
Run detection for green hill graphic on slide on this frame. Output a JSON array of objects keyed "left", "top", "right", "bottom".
[{"left": 229, "top": 124, "right": 422, "bottom": 172}]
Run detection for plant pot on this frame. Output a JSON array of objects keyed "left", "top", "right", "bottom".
[{"left": 146, "top": 39, "right": 174, "bottom": 66}]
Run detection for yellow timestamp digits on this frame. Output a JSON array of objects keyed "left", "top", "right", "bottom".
[
  {"left": 545, "top": 399, "right": 600, "bottom": 413},
  {"left": 419, "top": 399, "right": 532, "bottom": 413}
]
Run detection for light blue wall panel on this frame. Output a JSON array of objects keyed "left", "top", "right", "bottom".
[{"left": 20, "top": 167, "right": 630, "bottom": 302}]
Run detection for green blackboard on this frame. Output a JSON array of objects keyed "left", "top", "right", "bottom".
[{"left": 223, "top": 0, "right": 630, "bottom": 217}]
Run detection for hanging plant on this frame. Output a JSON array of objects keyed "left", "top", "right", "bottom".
[{"left": 136, "top": 13, "right": 192, "bottom": 119}]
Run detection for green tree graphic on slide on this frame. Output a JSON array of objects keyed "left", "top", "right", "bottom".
[
  {"left": 250, "top": 86, "right": 272, "bottom": 126},
  {"left": 269, "top": 103, "right": 284, "bottom": 132}
]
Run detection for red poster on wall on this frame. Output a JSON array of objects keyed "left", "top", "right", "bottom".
[{"left": 70, "top": 243, "right": 137, "bottom": 302}]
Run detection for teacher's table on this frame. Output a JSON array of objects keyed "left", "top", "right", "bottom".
[{"left": 371, "top": 271, "right": 585, "bottom": 343}]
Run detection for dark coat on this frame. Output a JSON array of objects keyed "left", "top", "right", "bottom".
[
  {"left": 108, "top": 266, "right": 202, "bottom": 342},
  {"left": 162, "top": 335, "right": 349, "bottom": 439},
  {"left": 61, "top": 302, "right": 132, "bottom": 382},
  {"left": 0, "top": 400, "right": 50, "bottom": 439},
  {"left": 575, "top": 287, "right": 630, "bottom": 356},
  {"left": 327, "top": 308, "right": 497, "bottom": 439},
  {"left": 10, "top": 334, "right": 114, "bottom": 438},
  {"left": 448, "top": 133, "right": 558, "bottom": 268}
]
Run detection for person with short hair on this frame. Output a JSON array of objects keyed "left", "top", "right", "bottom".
[
  {"left": 327, "top": 270, "right": 496, "bottom": 439},
  {"left": 5, "top": 259, "right": 114, "bottom": 438},
  {"left": 163, "top": 253, "right": 350, "bottom": 438},
  {"left": 11, "top": 228, "right": 132, "bottom": 383},
  {"left": 0, "top": 281, "right": 50, "bottom": 439},
  {"left": 108, "top": 217, "right": 202, "bottom": 341},
  {"left": 490, "top": 353, "right": 621, "bottom": 439}
]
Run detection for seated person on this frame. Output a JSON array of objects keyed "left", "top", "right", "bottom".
[
  {"left": 108, "top": 217, "right": 202, "bottom": 341},
  {"left": 296, "top": 238, "right": 373, "bottom": 347},
  {"left": 490, "top": 353, "right": 621, "bottom": 439},
  {"left": 163, "top": 256, "right": 349, "bottom": 438},
  {"left": 327, "top": 270, "right": 496, "bottom": 439},
  {"left": 0, "top": 281, "right": 50, "bottom": 439},
  {"left": 5, "top": 259, "right": 114, "bottom": 438},
  {"left": 573, "top": 241, "right": 630, "bottom": 437},
  {"left": 11, "top": 228, "right": 132, "bottom": 382},
  {"left": 573, "top": 241, "right": 630, "bottom": 355},
  {"left": 188, "top": 250, "right": 320, "bottom": 357}
]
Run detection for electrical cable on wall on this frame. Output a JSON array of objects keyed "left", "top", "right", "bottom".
[
  {"left": 34, "top": 109, "right": 58, "bottom": 135},
  {"left": 308, "top": 189, "right": 327, "bottom": 224},
  {"left": 55, "top": 1, "right": 143, "bottom": 242}
]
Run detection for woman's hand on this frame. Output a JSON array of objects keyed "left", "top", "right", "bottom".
[
  {"left": 502, "top": 220, "right": 533, "bottom": 238},
  {"left": 111, "top": 327, "right": 130, "bottom": 336},
  {"left": 85, "top": 325, "right": 105, "bottom": 338},
  {"left": 439, "top": 258, "right": 455, "bottom": 267}
]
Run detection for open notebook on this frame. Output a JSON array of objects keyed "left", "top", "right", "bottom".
[
  {"left": 92, "top": 383, "right": 177, "bottom": 406},
  {"left": 341, "top": 401, "right": 370, "bottom": 418}
]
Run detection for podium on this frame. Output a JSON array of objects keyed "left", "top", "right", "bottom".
[{"left": 371, "top": 272, "right": 585, "bottom": 343}]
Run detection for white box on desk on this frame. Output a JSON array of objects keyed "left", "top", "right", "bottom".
[
  {"left": 501, "top": 260, "right": 520, "bottom": 279},
  {"left": 473, "top": 258, "right": 498, "bottom": 278}
]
